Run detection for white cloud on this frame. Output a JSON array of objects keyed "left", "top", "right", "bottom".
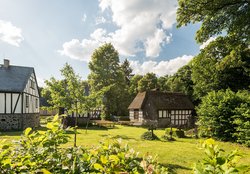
[
  {"left": 98, "top": 0, "right": 177, "bottom": 57},
  {"left": 60, "top": 0, "right": 177, "bottom": 61},
  {"left": 58, "top": 28, "right": 111, "bottom": 62},
  {"left": 130, "top": 55, "right": 193, "bottom": 76},
  {"left": 81, "top": 14, "right": 87, "bottom": 22},
  {"left": 0, "top": 20, "right": 24, "bottom": 47},
  {"left": 145, "top": 29, "right": 172, "bottom": 57},
  {"left": 200, "top": 36, "right": 217, "bottom": 49}
]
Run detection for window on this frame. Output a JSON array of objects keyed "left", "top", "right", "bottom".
[
  {"left": 30, "top": 80, "right": 35, "bottom": 89},
  {"left": 158, "top": 110, "right": 169, "bottom": 118},
  {"left": 25, "top": 96, "right": 29, "bottom": 108},
  {"left": 170, "top": 110, "right": 193, "bottom": 126},
  {"left": 35, "top": 98, "right": 38, "bottom": 108}
]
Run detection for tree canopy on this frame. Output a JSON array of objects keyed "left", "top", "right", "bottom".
[
  {"left": 177, "top": 0, "right": 250, "bottom": 44},
  {"left": 43, "top": 63, "right": 85, "bottom": 114},
  {"left": 88, "top": 43, "right": 129, "bottom": 117}
]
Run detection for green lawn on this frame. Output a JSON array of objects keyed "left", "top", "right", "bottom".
[{"left": 1, "top": 124, "right": 250, "bottom": 174}]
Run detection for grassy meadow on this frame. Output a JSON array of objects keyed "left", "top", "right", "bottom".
[{"left": 0, "top": 117, "right": 249, "bottom": 174}]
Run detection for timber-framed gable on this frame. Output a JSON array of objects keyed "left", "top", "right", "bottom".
[{"left": 0, "top": 59, "right": 40, "bottom": 130}]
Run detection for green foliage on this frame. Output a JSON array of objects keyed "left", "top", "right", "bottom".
[
  {"left": 167, "top": 64, "right": 194, "bottom": 98},
  {"left": 161, "top": 134, "right": 176, "bottom": 142},
  {"left": 141, "top": 131, "right": 159, "bottom": 141},
  {"left": 121, "top": 58, "right": 133, "bottom": 85},
  {"left": 88, "top": 43, "right": 129, "bottom": 117},
  {"left": 194, "top": 139, "right": 240, "bottom": 174},
  {"left": 85, "top": 140, "right": 167, "bottom": 174},
  {"left": 197, "top": 89, "right": 250, "bottom": 144},
  {"left": 0, "top": 115, "right": 168, "bottom": 173},
  {"left": 177, "top": 0, "right": 250, "bottom": 104},
  {"left": 44, "top": 63, "right": 85, "bottom": 114},
  {"left": 138, "top": 73, "right": 158, "bottom": 92},
  {"left": 177, "top": 0, "right": 249, "bottom": 44},
  {"left": 191, "top": 37, "right": 250, "bottom": 100},
  {"left": 0, "top": 115, "right": 71, "bottom": 173},
  {"left": 129, "top": 74, "right": 143, "bottom": 96},
  {"left": 232, "top": 92, "right": 250, "bottom": 147},
  {"left": 165, "top": 128, "right": 186, "bottom": 138},
  {"left": 157, "top": 75, "right": 170, "bottom": 92}
]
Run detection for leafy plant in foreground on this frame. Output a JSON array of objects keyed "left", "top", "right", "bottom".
[
  {"left": 0, "top": 115, "right": 168, "bottom": 173},
  {"left": 194, "top": 139, "right": 240, "bottom": 174}
]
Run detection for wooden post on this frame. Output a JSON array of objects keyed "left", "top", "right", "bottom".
[
  {"left": 74, "top": 101, "right": 78, "bottom": 147},
  {"left": 170, "top": 126, "right": 173, "bottom": 140}
]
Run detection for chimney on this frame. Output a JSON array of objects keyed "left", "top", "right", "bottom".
[{"left": 3, "top": 59, "right": 10, "bottom": 68}]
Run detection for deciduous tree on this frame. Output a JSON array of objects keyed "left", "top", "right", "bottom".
[
  {"left": 138, "top": 73, "right": 158, "bottom": 92},
  {"left": 88, "top": 43, "right": 128, "bottom": 118}
]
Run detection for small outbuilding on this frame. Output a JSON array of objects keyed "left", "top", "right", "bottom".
[
  {"left": 128, "top": 90, "right": 195, "bottom": 128},
  {"left": 0, "top": 59, "right": 40, "bottom": 131}
]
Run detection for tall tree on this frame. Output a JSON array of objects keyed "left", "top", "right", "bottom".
[
  {"left": 177, "top": 0, "right": 249, "bottom": 44},
  {"left": 129, "top": 74, "right": 143, "bottom": 96},
  {"left": 167, "top": 64, "right": 194, "bottom": 97},
  {"left": 177, "top": 0, "right": 250, "bottom": 100},
  {"left": 88, "top": 43, "right": 127, "bottom": 118},
  {"left": 138, "top": 73, "right": 158, "bottom": 92},
  {"left": 157, "top": 75, "right": 170, "bottom": 92},
  {"left": 44, "top": 63, "right": 85, "bottom": 147},
  {"left": 121, "top": 58, "right": 133, "bottom": 85},
  {"left": 191, "top": 37, "right": 250, "bottom": 99}
]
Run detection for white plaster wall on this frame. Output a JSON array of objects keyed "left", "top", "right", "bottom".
[
  {"left": 0, "top": 93, "right": 4, "bottom": 113},
  {"left": 12, "top": 94, "right": 21, "bottom": 113},
  {"left": 139, "top": 110, "right": 143, "bottom": 121},
  {"left": 6, "top": 93, "right": 11, "bottom": 113},
  {"left": 129, "top": 110, "right": 134, "bottom": 120},
  {"left": 24, "top": 73, "right": 39, "bottom": 97}
]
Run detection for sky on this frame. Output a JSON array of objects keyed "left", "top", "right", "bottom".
[{"left": 0, "top": 0, "right": 206, "bottom": 87}]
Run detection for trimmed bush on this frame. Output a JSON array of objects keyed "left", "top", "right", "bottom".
[
  {"left": 141, "top": 131, "right": 159, "bottom": 140},
  {"left": 165, "top": 128, "right": 186, "bottom": 138}
]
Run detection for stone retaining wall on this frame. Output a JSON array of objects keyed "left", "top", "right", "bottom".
[{"left": 0, "top": 113, "right": 40, "bottom": 131}]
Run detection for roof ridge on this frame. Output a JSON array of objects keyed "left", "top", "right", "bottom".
[{"left": 0, "top": 64, "right": 34, "bottom": 69}]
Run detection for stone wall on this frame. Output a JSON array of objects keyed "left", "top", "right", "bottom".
[{"left": 0, "top": 113, "right": 40, "bottom": 131}]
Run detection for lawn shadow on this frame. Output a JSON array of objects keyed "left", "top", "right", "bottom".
[
  {"left": 0, "top": 125, "right": 51, "bottom": 136},
  {"left": 163, "top": 163, "right": 192, "bottom": 174},
  {"left": 80, "top": 126, "right": 109, "bottom": 131},
  {"left": 111, "top": 135, "right": 136, "bottom": 140},
  {"left": 0, "top": 131, "right": 23, "bottom": 136}
]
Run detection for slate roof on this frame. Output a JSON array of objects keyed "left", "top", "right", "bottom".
[
  {"left": 0, "top": 64, "right": 34, "bottom": 92},
  {"left": 128, "top": 90, "right": 194, "bottom": 110}
]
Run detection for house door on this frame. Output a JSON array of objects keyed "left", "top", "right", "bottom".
[{"left": 134, "top": 109, "right": 139, "bottom": 120}]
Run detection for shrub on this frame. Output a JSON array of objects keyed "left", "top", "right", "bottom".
[
  {"left": 194, "top": 138, "right": 240, "bottom": 174},
  {"left": 197, "top": 89, "right": 250, "bottom": 145},
  {"left": 232, "top": 99, "right": 250, "bottom": 147},
  {"left": 0, "top": 115, "right": 168, "bottom": 173},
  {"left": 175, "top": 130, "right": 185, "bottom": 138},
  {"left": 141, "top": 131, "right": 159, "bottom": 140},
  {"left": 165, "top": 128, "right": 186, "bottom": 138}
]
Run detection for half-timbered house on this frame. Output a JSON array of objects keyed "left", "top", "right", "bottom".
[
  {"left": 128, "top": 90, "right": 195, "bottom": 128},
  {"left": 0, "top": 59, "right": 40, "bottom": 130}
]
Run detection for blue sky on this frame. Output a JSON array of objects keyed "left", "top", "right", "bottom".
[{"left": 0, "top": 0, "right": 203, "bottom": 86}]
